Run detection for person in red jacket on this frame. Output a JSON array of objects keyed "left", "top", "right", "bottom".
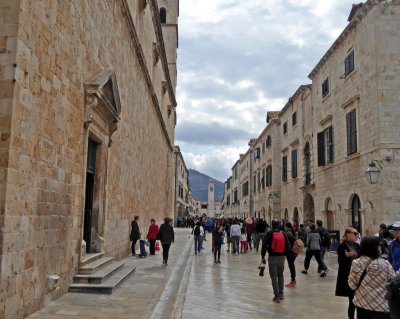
[{"left": 146, "top": 219, "right": 159, "bottom": 255}]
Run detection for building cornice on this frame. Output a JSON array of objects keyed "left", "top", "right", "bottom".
[
  {"left": 308, "top": 0, "right": 382, "bottom": 79},
  {"left": 279, "top": 84, "right": 312, "bottom": 116},
  {"left": 121, "top": 0, "right": 174, "bottom": 151}
]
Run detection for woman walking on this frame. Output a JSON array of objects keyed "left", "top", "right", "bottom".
[
  {"left": 213, "top": 222, "right": 224, "bottom": 263},
  {"left": 335, "top": 227, "right": 360, "bottom": 319},
  {"left": 301, "top": 223, "right": 329, "bottom": 277},
  {"left": 146, "top": 218, "right": 159, "bottom": 256},
  {"left": 284, "top": 222, "right": 297, "bottom": 288},
  {"left": 157, "top": 217, "right": 175, "bottom": 266}
]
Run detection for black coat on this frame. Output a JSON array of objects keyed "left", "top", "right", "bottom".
[
  {"left": 157, "top": 222, "right": 174, "bottom": 244},
  {"left": 130, "top": 220, "right": 140, "bottom": 241},
  {"left": 335, "top": 241, "right": 360, "bottom": 297}
]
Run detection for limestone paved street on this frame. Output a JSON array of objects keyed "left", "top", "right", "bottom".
[{"left": 28, "top": 229, "right": 347, "bottom": 319}]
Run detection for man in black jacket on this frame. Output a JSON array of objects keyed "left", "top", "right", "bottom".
[
  {"left": 157, "top": 217, "right": 175, "bottom": 266},
  {"left": 261, "top": 219, "right": 291, "bottom": 303}
]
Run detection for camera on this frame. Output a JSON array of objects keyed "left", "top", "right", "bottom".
[{"left": 258, "top": 262, "right": 266, "bottom": 276}]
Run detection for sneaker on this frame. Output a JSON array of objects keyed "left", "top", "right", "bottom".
[
  {"left": 214, "top": 260, "right": 217, "bottom": 263},
  {"left": 301, "top": 270, "right": 308, "bottom": 275},
  {"left": 279, "top": 294, "right": 285, "bottom": 300},
  {"left": 317, "top": 269, "right": 322, "bottom": 274},
  {"left": 285, "top": 281, "right": 296, "bottom": 288},
  {"left": 272, "top": 296, "right": 280, "bottom": 303},
  {"left": 320, "top": 269, "right": 329, "bottom": 277},
  {"left": 217, "top": 260, "right": 221, "bottom": 263}
]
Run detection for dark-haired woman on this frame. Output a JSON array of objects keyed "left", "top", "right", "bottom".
[
  {"left": 348, "top": 236, "right": 394, "bottom": 319},
  {"left": 213, "top": 222, "right": 224, "bottom": 263},
  {"left": 157, "top": 218, "right": 174, "bottom": 266},
  {"left": 335, "top": 227, "right": 360, "bottom": 319},
  {"left": 284, "top": 222, "right": 297, "bottom": 287}
]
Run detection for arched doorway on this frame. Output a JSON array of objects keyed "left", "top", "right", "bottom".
[
  {"left": 293, "top": 207, "right": 299, "bottom": 227},
  {"left": 325, "top": 197, "right": 334, "bottom": 230},
  {"left": 303, "top": 193, "right": 315, "bottom": 223},
  {"left": 284, "top": 208, "right": 289, "bottom": 222},
  {"left": 351, "top": 194, "right": 362, "bottom": 233}
]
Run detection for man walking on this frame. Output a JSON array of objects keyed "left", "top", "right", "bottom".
[
  {"left": 261, "top": 219, "right": 291, "bottom": 303},
  {"left": 157, "top": 217, "right": 174, "bottom": 266},
  {"left": 316, "top": 219, "right": 330, "bottom": 273},
  {"left": 388, "top": 221, "right": 400, "bottom": 272}
]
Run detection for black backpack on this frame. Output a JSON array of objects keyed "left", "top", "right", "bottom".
[
  {"left": 194, "top": 225, "right": 200, "bottom": 236},
  {"left": 319, "top": 229, "right": 331, "bottom": 248}
]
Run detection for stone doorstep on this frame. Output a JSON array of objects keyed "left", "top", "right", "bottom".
[
  {"left": 80, "top": 252, "right": 105, "bottom": 267},
  {"left": 73, "top": 260, "right": 125, "bottom": 284},
  {"left": 79, "top": 256, "right": 114, "bottom": 275},
  {"left": 68, "top": 264, "right": 136, "bottom": 294}
]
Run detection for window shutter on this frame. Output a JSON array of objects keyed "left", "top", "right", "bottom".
[
  {"left": 347, "top": 110, "right": 357, "bottom": 155},
  {"left": 328, "top": 126, "right": 334, "bottom": 163},
  {"left": 269, "top": 165, "right": 273, "bottom": 186},
  {"left": 317, "top": 132, "right": 325, "bottom": 166},
  {"left": 282, "top": 156, "right": 287, "bottom": 181},
  {"left": 291, "top": 149, "right": 297, "bottom": 178}
]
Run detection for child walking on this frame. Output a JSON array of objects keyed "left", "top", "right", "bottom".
[{"left": 240, "top": 226, "right": 248, "bottom": 253}]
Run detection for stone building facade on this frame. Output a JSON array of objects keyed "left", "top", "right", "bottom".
[
  {"left": 174, "top": 146, "right": 190, "bottom": 224},
  {"left": 222, "top": 0, "right": 400, "bottom": 235},
  {"left": 0, "top": 0, "right": 179, "bottom": 318}
]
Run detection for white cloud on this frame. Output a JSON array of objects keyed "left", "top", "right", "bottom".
[{"left": 176, "top": 0, "right": 356, "bottom": 180}]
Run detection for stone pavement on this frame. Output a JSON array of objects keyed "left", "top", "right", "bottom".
[{"left": 27, "top": 229, "right": 348, "bottom": 319}]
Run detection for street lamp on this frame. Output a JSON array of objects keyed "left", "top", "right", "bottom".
[{"left": 365, "top": 160, "right": 382, "bottom": 184}]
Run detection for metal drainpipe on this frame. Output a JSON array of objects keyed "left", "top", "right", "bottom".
[
  {"left": 174, "top": 152, "right": 178, "bottom": 227},
  {"left": 249, "top": 149, "right": 253, "bottom": 218}
]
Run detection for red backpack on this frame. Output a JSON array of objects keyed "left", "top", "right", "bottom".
[{"left": 271, "top": 232, "right": 285, "bottom": 253}]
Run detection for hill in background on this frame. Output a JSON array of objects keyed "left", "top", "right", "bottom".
[{"left": 188, "top": 169, "right": 224, "bottom": 202}]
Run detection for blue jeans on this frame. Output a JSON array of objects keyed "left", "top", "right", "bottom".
[
  {"left": 194, "top": 235, "right": 203, "bottom": 253},
  {"left": 231, "top": 236, "right": 240, "bottom": 254}
]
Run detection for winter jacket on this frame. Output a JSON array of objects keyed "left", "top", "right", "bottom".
[
  {"left": 157, "top": 222, "right": 174, "bottom": 244},
  {"left": 130, "top": 220, "right": 140, "bottom": 241},
  {"left": 261, "top": 229, "right": 292, "bottom": 258},
  {"left": 388, "top": 238, "right": 400, "bottom": 272},
  {"left": 335, "top": 241, "right": 360, "bottom": 297},
  {"left": 307, "top": 230, "right": 321, "bottom": 250}
]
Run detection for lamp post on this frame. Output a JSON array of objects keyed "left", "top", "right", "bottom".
[{"left": 365, "top": 160, "right": 382, "bottom": 184}]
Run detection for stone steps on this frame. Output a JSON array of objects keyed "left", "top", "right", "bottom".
[{"left": 69, "top": 253, "right": 135, "bottom": 294}]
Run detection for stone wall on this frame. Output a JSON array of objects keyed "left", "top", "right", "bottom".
[{"left": 0, "top": 0, "right": 177, "bottom": 317}]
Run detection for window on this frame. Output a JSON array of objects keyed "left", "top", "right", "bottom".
[
  {"left": 291, "top": 149, "right": 297, "bottom": 178},
  {"left": 346, "top": 109, "right": 357, "bottom": 155},
  {"left": 253, "top": 175, "right": 256, "bottom": 192},
  {"left": 322, "top": 78, "right": 329, "bottom": 97},
  {"left": 262, "top": 141, "right": 265, "bottom": 154},
  {"left": 234, "top": 167, "right": 238, "bottom": 180},
  {"left": 261, "top": 169, "right": 265, "bottom": 188},
  {"left": 257, "top": 171, "right": 261, "bottom": 191},
  {"left": 227, "top": 195, "right": 231, "bottom": 206},
  {"left": 159, "top": 7, "right": 166, "bottom": 23},
  {"left": 266, "top": 165, "right": 272, "bottom": 187},
  {"left": 283, "top": 122, "right": 287, "bottom": 134},
  {"left": 242, "top": 181, "right": 249, "bottom": 197},
  {"left": 292, "top": 112, "right": 297, "bottom": 127},
  {"left": 234, "top": 189, "right": 238, "bottom": 203},
  {"left": 282, "top": 156, "right": 287, "bottom": 182},
  {"left": 210, "top": 186, "right": 213, "bottom": 192},
  {"left": 317, "top": 126, "right": 334, "bottom": 166},
  {"left": 304, "top": 143, "right": 311, "bottom": 185},
  {"left": 254, "top": 147, "right": 260, "bottom": 160},
  {"left": 344, "top": 50, "right": 355, "bottom": 77},
  {"left": 266, "top": 135, "right": 271, "bottom": 148},
  {"left": 226, "top": 179, "right": 230, "bottom": 190}
]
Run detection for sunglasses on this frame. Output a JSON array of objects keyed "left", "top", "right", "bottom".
[{"left": 351, "top": 232, "right": 358, "bottom": 235}]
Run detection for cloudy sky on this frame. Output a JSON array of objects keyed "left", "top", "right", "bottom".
[{"left": 175, "top": 0, "right": 357, "bottom": 182}]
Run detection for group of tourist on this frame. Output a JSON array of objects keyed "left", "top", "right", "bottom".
[
  {"left": 130, "top": 215, "right": 400, "bottom": 318},
  {"left": 130, "top": 216, "right": 174, "bottom": 266}
]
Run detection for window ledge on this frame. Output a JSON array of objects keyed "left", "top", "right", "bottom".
[
  {"left": 345, "top": 152, "right": 360, "bottom": 161},
  {"left": 322, "top": 92, "right": 331, "bottom": 102},
  {"left": 300, "top": 183, "right": 315, "bottom": 190},
  {"left": 344, "top": 69, "right": 357, "bottom": 82}
]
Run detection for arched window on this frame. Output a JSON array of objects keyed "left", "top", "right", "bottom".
[
  {"left": 351, "top": 194, "right": 361, "bottom": 234},
  {"left": 160, "top": 7, "right": 166, "bottom": 23}
]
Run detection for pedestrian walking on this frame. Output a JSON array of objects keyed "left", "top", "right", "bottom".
[
  {"left": 284, "top": 222, "right": 297, "bottom": 288},
  {"left": 146, "top": 218, "right": 159, "bottom": 256},
  {"left": 255, "top": 218, "right": 267, "bottom": 252},
  {"left": 348, "top": 236, "right": 394, "bottom": 319},
  {"left": 316, "top": 219, "right": 331, "bottom": 273},
  {"left": 388, "top": 221, "right": 400, "bottom": 272},
  {"left": 130, "top": 215, "right": 140, "bottom": 256},
  {"left": 230, "top": 220, "right": 241, "bottom": 255},
  {"left": 213, "top": 222, "right": 224, "bottom": 263},
  {"left": 335, "top": 227, "right": 360, "bottom": 319},
  {"left": 301, "top": 223, "right": 329, "bottom": 277},
  {"left": 192, "top": 221, "right": 204, "bottom": 255},
  {"left": 240, "top": 226, "right": 247, "bottom": 253},
  {"left": 225, "top": 221, "right": 231, "bottom": 253},
  {"left": 245, "top": 217, "right": 254, "bottom": 250},
  {"left": 261, "top": 219, "right": 291, "bottom": 303},
  {"left": 157, "top": 217, "right": 174, "bottom": 266}
]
